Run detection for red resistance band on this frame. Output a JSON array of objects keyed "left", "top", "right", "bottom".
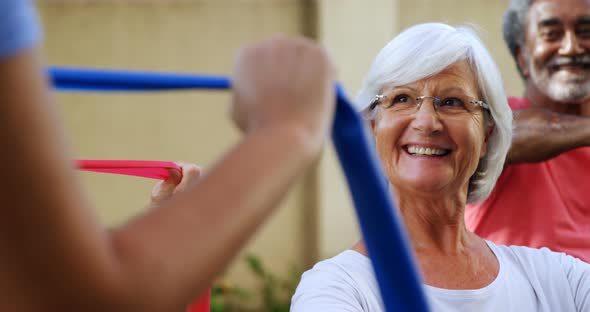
[{"left": 75, "top": 159, "right": 182, "bottom": 180}]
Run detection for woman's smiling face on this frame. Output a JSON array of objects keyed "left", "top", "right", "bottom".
[{"left": 371, "top": 60, "right": 489, "bottom": 198}]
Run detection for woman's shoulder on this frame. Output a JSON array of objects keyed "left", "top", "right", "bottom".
[
  {"left": 487, "top": 240, "right": 590, "bottom": 281},
  {"left": 489, "top": 240, "right": 578, "bottom": 263},
  {"left": 290, "top": 250, "right": 383, "bottom": 312},
  {"left": 296, "top": 249, "right": 376, "bottom": 291},
  {"left": 489, "top": 241, "right": 590, "bottom": 309},
  {"left": 313, "top": 249, "right": 372, "bottom": 271}
]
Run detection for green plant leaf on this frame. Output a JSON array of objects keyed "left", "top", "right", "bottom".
[{"left": 246, "top": 254, "right": 265, "bottom": 277}]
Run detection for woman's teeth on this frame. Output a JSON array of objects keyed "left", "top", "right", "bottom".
[{"left": 407, "top": 145, "right": 448, "bottom": 156}]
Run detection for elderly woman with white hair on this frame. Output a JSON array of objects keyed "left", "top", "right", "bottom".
[{"left": 291, "top": 23, "right": 590, "bottom": 311}]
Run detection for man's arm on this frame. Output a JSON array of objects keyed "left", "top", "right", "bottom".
[
  {"left": 507, "top": 107, "right": 590, "bottom": 164},
  {"left": 0, "top": 33, "right": 335, "bottom": 312}
]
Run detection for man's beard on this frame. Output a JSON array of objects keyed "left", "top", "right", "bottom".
[{"left": 528, "top": 55, "right": 590, "bottom": 103}]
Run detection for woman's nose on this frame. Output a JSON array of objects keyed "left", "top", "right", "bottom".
[{"left": 411, "top": 99, "right": 444, "bottom": 133}]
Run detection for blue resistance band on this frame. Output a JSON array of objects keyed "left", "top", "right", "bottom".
[{"left": 49, "top": 66, "right": 430, "bottom": 312}]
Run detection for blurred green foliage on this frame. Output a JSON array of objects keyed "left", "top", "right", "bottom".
[{"left": 210, "top": 254, "right": 302, "bottom": 312}]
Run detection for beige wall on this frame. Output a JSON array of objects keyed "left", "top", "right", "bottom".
[
  {"left": 398, "top": 0, "right": 521, "bottom": 96},
  {"left": 39, "top": 0, "right": 313, "bottom": 288},
  {"left": 317, "top": 0, "right": 399, "bottom": 258},
  {"left": 39, "top": 0, "right": 522, "bottom": 289}
]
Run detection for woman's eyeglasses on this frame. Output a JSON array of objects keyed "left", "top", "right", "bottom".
[{"left": 368, "top": 94, "right": 490, "bottom": 116}]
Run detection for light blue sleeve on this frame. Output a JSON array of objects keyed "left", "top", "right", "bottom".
[{"left": 0, "top": 0, "right": 42, "bottom": 59}]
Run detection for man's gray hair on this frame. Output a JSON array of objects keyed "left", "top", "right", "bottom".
[
  {"left": 503, "top": 0, "right": 534, "bottom": 76},
  {"left": 355, "top": 23, "right": 513, "bottom": 203}
]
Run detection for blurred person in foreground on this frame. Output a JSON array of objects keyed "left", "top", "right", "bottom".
[{"left": 0, "top": 1, "right": 336, "bottom": 311}]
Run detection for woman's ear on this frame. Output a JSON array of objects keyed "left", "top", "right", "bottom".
[
  {"left": 480, "top": 124, "right": 495, "bottom": 158},
  {"left": 486, "top": 124, "right": 495, "bottom": 141}
]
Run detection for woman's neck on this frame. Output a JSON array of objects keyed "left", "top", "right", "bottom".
[
  {"left": 351, "top": 187, "right": 498, "bottom": 290},
  {"left": 396, "top": 189, "right": 473, "bottom": 254}
]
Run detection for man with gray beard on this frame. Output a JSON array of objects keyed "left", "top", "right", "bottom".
[{"left": 466, "top": 0, "right": 590, "bottom": 263}]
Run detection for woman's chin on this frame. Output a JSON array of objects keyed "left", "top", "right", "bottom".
[{"left": 395, "top": 174, "right": 451, "bottom": 195}]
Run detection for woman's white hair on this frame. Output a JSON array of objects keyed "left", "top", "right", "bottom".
[{"left": 356, "top": 23, "right": 513, "bottom": 203}]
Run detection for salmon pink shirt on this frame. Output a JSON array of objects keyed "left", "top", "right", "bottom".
[{"left": 466, "top": 97, "right": 590, "bottom": 263}]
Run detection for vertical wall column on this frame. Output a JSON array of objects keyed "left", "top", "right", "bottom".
[{"left": 316, "top": 0, "right": 399, "bottom": 259}]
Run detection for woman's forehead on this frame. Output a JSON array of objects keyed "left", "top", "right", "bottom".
[{"left": 382, "top": 61, "right": 479, "bottom": 94}]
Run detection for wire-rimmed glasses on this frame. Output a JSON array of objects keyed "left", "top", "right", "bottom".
[{"left": 368, "top": 94, "right": 490, "bottom": 117}]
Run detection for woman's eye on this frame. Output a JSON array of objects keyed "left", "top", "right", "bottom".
[
  {"left": 393, "top": 94, "right": 410, "bottom": 103},
  {"left": 441, "top": 97, "right": 465, "bottom": 107}
]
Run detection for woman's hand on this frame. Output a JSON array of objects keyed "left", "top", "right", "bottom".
[{"left": 150, "top": 162, "right": 202, "bottom": 206}]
